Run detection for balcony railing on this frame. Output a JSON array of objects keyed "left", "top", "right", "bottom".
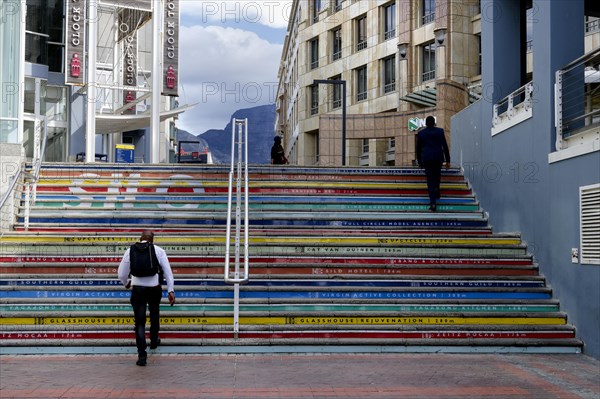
[
  {"left": 357, "top": 91, "right": 367, "bottom": 102},
  {"left": 422, "top": 13, "right": 434, "bottom": 25},
  {"left": 332, "top": 50, "right": 341, "bottom": 61},
  {"left": 357, "top": 40, "right": 367, "bottom": 51},
  {"left": 384, "top": 82, "right": 396, "bottom": 94},
  {"left": 332, "top": 99, "right": 342, "bottom": 109},
  {"left": 585, "top": 18, "right": 599, "bottom": 34},
  {"left": 491, "top": 82, "right": 533, "bottom": 135},
  {"left": 555, "top": 47, "right": 600, "bottom": 149},
  {"left": 384, "top": 29, "right": 396, "bottom": 41}
]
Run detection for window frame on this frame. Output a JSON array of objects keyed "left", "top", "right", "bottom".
[
  {"left": 421, "top": 41, "right": 436, "bottom": 82},
  {"left": 356, "top": 15, "right": 367, "bottom": 51},
  {"left": 356, "top": 65, "right": 368, "bottom": 102},
  {"left": 310, "top": 37, "right": 319, "bottom": 69},
  {"left": 383, "top": 2, "right": 396, "bottom": 41}
]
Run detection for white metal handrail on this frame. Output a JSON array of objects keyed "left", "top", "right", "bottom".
[{"left": 223, "top": 118, "right": 250, "bottom": 338}]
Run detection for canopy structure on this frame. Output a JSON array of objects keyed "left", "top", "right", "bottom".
[{"left": 95, "top": 104, "right": 194, "bottom": 134}]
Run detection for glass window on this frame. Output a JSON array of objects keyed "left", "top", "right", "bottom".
[
  {"left": 384, "top": 3, "right": 396, "bottom": 40},
  {"left": 334, "top": 0, "right": 343, "bottom": 12},
  {"left": 310, "top": 85, "right": 319, "bottom": 115},
  {"left": 332, "top": 28, "right": 342, "bottom": 61},
  {"left": 383, "top": 56, "right": 396, "bottom": 93},
  {"left": 331, "top": 75, "right": 342, "bottom": 109},
  {"left": 313, "top": 0, "right": 321, "bottom": 23},
  {"left": 356, "top": 65, "right": 367, "bottom": 102},
  {"left": 422, "top": 0, "right": 435, "bottom": 25},
  {"left": 310, "top": 38, "right": 319, "bottom": 69},
  {"left": 356, "top": 15, "right": 367, "bottom": 51},
  {"left": 43, "top": 85, "right": 68, "bottom": 122},
  {"left": 24, "top": 78, "right": 37, "bottom": 115},
  {"left": 362, "top": 138, "right": 369, "bottom": 153},
  {"left": 0, "top": 0, "right": 21, "bottom": 143},
  {"left": 422, "top": 42, "right": 436, "bottom": 82}
]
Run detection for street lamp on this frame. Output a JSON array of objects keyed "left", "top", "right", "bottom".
[{"left": 313, "top": 79, "right": 347, "bottom": 166}]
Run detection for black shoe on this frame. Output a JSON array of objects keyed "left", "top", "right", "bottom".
[
  {"left": 136, "top": 356, "right": 147, "bottom": 367},
  {"left": 150, "top": 338, "right": 161, "bottom": 350}
]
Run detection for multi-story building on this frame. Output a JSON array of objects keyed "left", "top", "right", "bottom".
[
  {"left": 0, "top": 0, "right": 185, "bottom": 166},
  {"left": 452, "top": 0, "right": 600, "bottom": 358},
  {"left": 275, "top": 0, "right": 482, "bottom": 166}
]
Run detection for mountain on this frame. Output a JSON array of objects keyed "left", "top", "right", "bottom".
[{"left": 197, "top": 104, "right": 276, "bottom": 164}]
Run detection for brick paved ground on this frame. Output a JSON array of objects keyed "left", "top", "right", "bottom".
[{"left": 0, "top": 353, "right": 599, "bottom": 399}]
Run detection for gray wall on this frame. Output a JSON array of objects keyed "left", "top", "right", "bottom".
[{"left": 452, "top": 0, "right": 600, "bottom": 358}]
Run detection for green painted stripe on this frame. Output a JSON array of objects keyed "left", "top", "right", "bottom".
[
  {"left": 0, "top": 304, "right": 559, "bottom": 313},
  {"left": 0, "top": 244, "right": 527, "bottom": 257}
]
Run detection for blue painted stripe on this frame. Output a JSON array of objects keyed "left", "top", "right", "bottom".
[
  {"left": 20, "top": 218, "right": 488, "bottom": 227},
  {"left": 0, "top": 279, "right": 545, "bottom": 288},
  {"left": 0, "top": 291, "right": 551, "bottom": 300}
]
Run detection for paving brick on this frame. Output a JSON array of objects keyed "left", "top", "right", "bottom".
[{"left": 1, "top": 353, "right": 598, "bottom": 399}]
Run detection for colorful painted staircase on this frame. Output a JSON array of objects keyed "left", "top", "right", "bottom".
[{"left": 0, "top": 163, "right": 582, "bottom": 353}]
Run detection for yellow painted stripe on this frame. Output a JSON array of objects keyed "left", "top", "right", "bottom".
[
  {"left": 0, "top": 236, "right": 521, "bottom": 245},
  {"left": 0, "top": 316, "right": 565, "bottom": 326}
]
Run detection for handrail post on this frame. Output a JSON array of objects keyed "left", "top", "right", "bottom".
[{"left": 224, "top": 118, "right": 250, "bottom": 339}]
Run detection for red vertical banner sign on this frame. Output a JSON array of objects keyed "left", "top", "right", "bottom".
[
  {"left": 65, "top": 0, "right": 87, "bottom": 85},
  {"left": 162, "top": 0, "right": 179, "bottom": 96}
]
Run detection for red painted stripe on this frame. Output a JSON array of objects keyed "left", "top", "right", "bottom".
[
  {"left": 0, "top": 330, "right": 575, "bottom": 340},
  {"left": 0, "top": 266, "right": 537, "bottom": 276},
  {"left": 0, "top": 256, "right": 532, "bottom": 266}
]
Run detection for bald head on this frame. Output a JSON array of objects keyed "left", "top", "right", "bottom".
[{"left": 140, "top": 230, "right": 154, "bottom": 243}]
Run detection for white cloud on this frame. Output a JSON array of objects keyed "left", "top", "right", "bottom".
[
  {"left": 177, "top": 24, "right": 283, "bottom": 134},
  {"left": 181, "top": 0, "right": 293, "bottom": 29}
]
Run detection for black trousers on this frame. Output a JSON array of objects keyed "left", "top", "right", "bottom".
[
  {"left": 130, "top": 285, "right": 162, "bottom": 356},
  {"left": 423, "top": 161, "right": 443, "bottom": 206}
]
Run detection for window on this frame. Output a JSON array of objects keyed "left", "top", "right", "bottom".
[
  {"left": 312, "top": 0, "right": 321, "bottom": 23},
  {"left": 331, "top": 75, "right": 342, "bottom": 109},
  {"left": 422, "top": 0, "right": 435, "bottom": 25},
  {"left": 310, "top": 37, "right": 319, "bottom": 69},
  {"left": 332, "top": 28, "right": 342, "bottom": 61},
  {"left": 383, "top": 3, "right": 396, "bottom": 41},
  {"left": 356, "top": 15, "right": 367, "bottom": 51},
  {"left": 421, "top": 42, "right": 436, "bottom": 82},
  {"left": 356, "top": 65, "right": 367, "bottom": 101},
  {"left": 310, "top": 85, "right": 319, "bottom": 115},
  {"left": 383, "top": 56, "right": 395, "bottom": 93},
  {"left": 334, "top": 0, "right": 343, "bottom": 12},
  {"left": 362, "top": 138, "right": 369, "bottom": 153}
]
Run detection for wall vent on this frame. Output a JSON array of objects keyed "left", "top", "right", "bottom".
[{"left": 580, "top": 183, "right": 600, "bottom": 265}]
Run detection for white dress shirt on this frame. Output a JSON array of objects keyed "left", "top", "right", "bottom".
[{"left": 118, "top": 242, "right": 175, "bottom": 293}]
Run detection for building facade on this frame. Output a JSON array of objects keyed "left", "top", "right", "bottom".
[
  {"left": 275, "top": 0, "right": 482, "bottom": 166},
  {"left": 452, "top": 0, "right": 600, "bottom": 358},
  {"left": 0, "top": 0, "right": 184, "bottom": 166}
]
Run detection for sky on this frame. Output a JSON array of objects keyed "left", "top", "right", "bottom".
[{"left": 177, "top": 0, "right": 292, "bottom": 135}]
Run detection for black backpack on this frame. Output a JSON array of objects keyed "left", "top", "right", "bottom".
[{"left": 129, "top": 242, "right": 161, "bottom": 279}]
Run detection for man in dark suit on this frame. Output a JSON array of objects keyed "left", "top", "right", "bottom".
[{"left": 416, "top": 116, "right": 451, "bottom": 211}]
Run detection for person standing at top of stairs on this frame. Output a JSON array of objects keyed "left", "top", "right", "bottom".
[
  {"left": 416, "top": 116, "right": 451, "bottom": 212},
  {"left": 118, "top": 230, "right": 176, "bottom": 366}
]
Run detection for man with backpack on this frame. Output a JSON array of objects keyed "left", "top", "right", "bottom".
[{"left": 118, "top": 230, "right": 175, "bottom": 366}]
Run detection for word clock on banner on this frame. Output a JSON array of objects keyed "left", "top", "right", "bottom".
[{"left": 163, "top": 0, "right": 179, "bottom": 96}]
